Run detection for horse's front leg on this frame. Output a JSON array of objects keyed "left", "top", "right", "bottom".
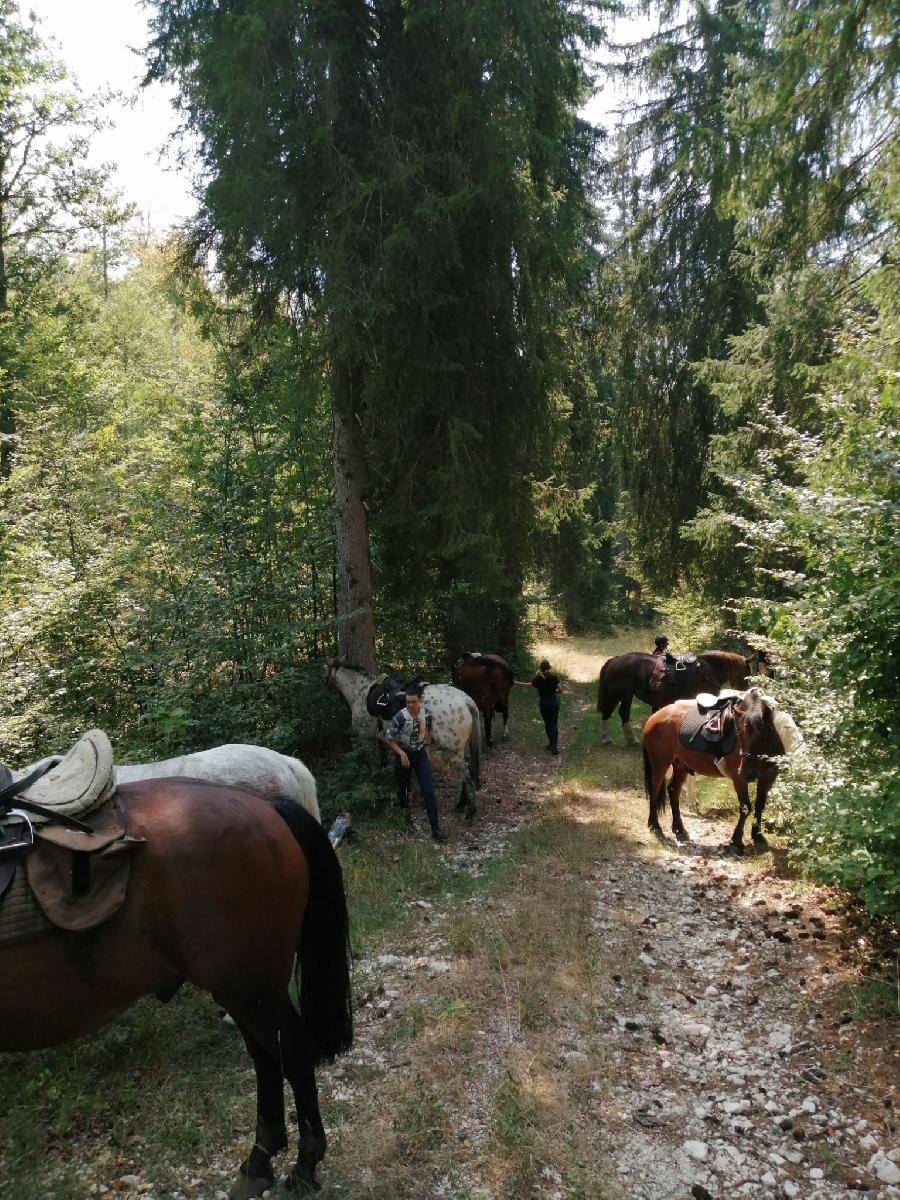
[
  {"left": 668, "top": 764, "right": 691, "bottom": 843},
  {"left": 751, "top": 770, "right": 775, "bottom": 849},
  {"left": 499, "top": 699, "right": 510, "bottom": 741},
  {"left": 484, "top": 707, "right": 493, "bottom": 748},
  {"left": 730, "top": 778, "right": 752, "bottom": 854}
]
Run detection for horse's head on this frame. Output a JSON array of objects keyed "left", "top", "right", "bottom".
[
  {"left": 733, "top": 688, "right": 784, "bottom": 763},
  {"left": 323, "top": 656, "right": 347, "bottom": 688}
]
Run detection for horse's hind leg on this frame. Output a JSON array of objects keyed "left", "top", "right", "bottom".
[
  {"left": 280, "top": 1002, "right": 327, "bottom": 1195},
  {"left": 226, "top": 1012, "right": 289, "bottom": 1199},
  {"left": 484, "top": 706, "right": 493, "bottom": 748},
  {"left": 647, "top": 767, "right": 669, "bottom": 838},
  {"left": 498, "top": 697, "right": 510, "bottom": 740},
  {"left": 668, "top": 764, "right": 691, "bottom": 843}
]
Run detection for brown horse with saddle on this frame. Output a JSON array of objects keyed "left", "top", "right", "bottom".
[
  {"left": 0, "top": 731, "right": 352, "bottom": 1199},
  {"left": 642, "top": 688, "right": 786, "bottom": 852},
  {"left": 596, "top": 648, "right": 770, "bottom": 745}
]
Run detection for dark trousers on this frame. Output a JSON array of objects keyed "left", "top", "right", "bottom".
[
  {"left": 394, "top": 748, "right": 440, "bottom": 832},
  {"left": 539, "top": 698, "right": 560, "bottom": 751}
]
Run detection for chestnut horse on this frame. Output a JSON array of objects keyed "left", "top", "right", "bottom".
[
  {"left": 452, "top": 653, "right": 514, "bottom": 746},
  {"left": 642, "top": 688, "right": 785, "bottom": 852},
  {"left": 0, "top": 781, "right": 352, "bottom": 1198},
  {"left": 596, "top": 649, "right": 769, "bottom": 745}
]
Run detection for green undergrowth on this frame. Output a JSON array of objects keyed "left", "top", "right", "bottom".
[{"left": 0, "top": 988, "right": 248, "bottom": 1200}]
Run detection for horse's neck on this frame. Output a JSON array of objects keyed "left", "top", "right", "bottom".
[{"left": 335, "top": 667, "right": 374, "bottom": 713}]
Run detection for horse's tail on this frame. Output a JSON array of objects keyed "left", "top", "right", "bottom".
[
  {"left": 642, "top": 744, "right": 667, "bottom": 818},
  {"left": 496, "top": 659, "right": 514, "bottom": 686},
  {"left": 284, "top": 755, "right": 321, "bottom": 824},
  {"left": 466, "top": 700, "right": 482, "bottom": 790},
  {"left": 273, "top": 799, "right": 353, "bottom": 1063}
]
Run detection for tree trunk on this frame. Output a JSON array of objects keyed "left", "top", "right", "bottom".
[
  {"left": 0, "top": 201, "right": 13, "bottom": 480},
  {"left": 331, "top": 359, "right": 376, "bottom": 671}
]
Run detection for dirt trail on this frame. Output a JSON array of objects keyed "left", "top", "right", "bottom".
[{"left": 321, "top": 635, "right": 898, "bottom": 1200}]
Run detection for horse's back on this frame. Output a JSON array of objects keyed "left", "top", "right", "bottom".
[
  {"left": 643, "top": 698, "right": 695, "bottom": 736},
  {"left": 114, "top": 780, "right": 310, "bottom": 944},
  {"left": 116, "top": 745, "right": 320, "bottom": 822}
]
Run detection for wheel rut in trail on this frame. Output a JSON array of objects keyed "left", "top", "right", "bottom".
[{"left": 317, "top": 636, "right": 898, "bottom": 1200}]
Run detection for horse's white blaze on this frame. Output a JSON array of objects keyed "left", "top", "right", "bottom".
[{"left": 113, "top": 745, "right": 320, "bottom": 822}]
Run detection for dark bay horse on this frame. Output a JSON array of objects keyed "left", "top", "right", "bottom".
[
  {"left": 596, "top": 649, "right": 768, "bottom": 745},
  {"left": 452, "top": 652, "right": 514, "bottom": 746},
  {"left": 0, "top": 780, "right": 353, "bottom": 1198},
  {"left": 642, "top": 688, "right": 785, "bottom": 852}
]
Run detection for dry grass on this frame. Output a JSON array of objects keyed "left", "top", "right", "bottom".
[{"left": 325, "top": 778, "right": 634, "bottom": 1199}]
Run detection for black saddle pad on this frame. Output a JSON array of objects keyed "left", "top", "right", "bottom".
[{"left": 679, "top": 706, "right": 737, "bottom": 757}]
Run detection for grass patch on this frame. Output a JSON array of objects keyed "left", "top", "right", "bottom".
[
  {"left": 847, "top": 974, "right": 900, "bottom": 1022},
  {"left": 0, "top": 988, "right": 249, "bottom": 1200}
]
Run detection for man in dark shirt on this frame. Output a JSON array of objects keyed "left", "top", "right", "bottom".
[{"left": 514, "top": 659, "right": 564, "bottom": 754}]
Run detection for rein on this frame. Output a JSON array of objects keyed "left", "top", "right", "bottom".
[{"left": 0, "top": 762, "right": 95, "bottom": 833}]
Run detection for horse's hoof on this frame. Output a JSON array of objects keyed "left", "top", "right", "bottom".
[
  {"left": 230, "top": 1171, "right": 275, "bottom": 1200},
  {"left": 600, "top": 736, "right": 613, "bottom": 746},
  {"left": 729, "top": 841, "right": 745, "bottom": 856},
  {"left": 753, "top": 832, "right": 770, "bottom": 850},
  {"left": 650, "top": 826, "right": 666, "bottom": 842},
  {"left": 464, "top": 807, "right": 477, "bottom": 824},
  {"left": 675, "top": 830, "right": 691, "bottom": 844},
  {"left": 280, "top": 1165, "right": 320, "bottom": 1196}
]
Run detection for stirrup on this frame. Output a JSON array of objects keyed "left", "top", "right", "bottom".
[{"left": 0, "top": 808, "right": 35, "bottom": 856}]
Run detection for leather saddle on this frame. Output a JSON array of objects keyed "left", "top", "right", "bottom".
[
  {"left": 679, "top": 694, "right": 738, "bottom": 757},
  {"left": 0, "top": 731, "right": 144, "bottom": 947},
  {"left": 365, "top": 675, "right": 425, "bottom": 722},
  {"left": 652, "top": 650, "right": 700, "bottom": 692}
]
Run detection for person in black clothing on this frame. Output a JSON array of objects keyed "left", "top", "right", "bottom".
[{"left": 514, "top": 659, "right": 564, "bottom": 754}]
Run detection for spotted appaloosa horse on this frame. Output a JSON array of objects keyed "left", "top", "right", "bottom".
[
  {"left": 452, "top": 652, "right": 514, "bottom": 747},
  {"left": 324, "top": 658, "right": 482, "bottom": 819},
  {"left": 0, "top": 781, "right": 352, "bottom": 1197},
  {"left": 641, "top": 688, "right": 795, "bottom": 852},
  {"left": 597, "top": 649, "right": 770, "bottom": 746}
]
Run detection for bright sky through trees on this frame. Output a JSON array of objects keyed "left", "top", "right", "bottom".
[
  {"left": 26, "top": 0, "right": 196, "bottom": 230},
  {"left": 25, "top": 0, "right": 631, "bottom": 233}
]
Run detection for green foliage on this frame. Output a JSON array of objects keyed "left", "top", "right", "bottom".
[
  {"left": 146, "top": 0, "right": 614, "bottom": 659},
  {"left": 612, "top": 0, "right": 764, "bottom": 590},
  {"left": 724, "top": 0, "right": 899, "bottom": 268},
  {"left": 0, "top": 244, "right": 344, "bottom": 764},
  {"left": 725, "top": 271, "right": 900, "bottom": 917}
]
